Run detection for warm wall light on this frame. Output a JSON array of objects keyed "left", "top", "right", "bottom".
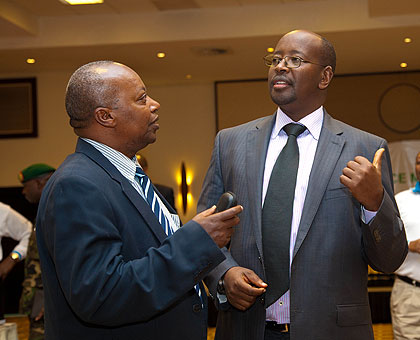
[
  {"left": 26, "top": 58, "right": 35, "bottom": 64},
  {"left": 187, "top": 193, "right": 193, "bottom": 205},
  {"left": 400, "top": 62, "right": 408, "bottom": 68},
  {"left": 157, "top": 52, "right": 166, "bottom": 58},
  {"left": 267, "top": 47, "right": 274, "bottom": 53},
  {"left": 404, "top": 37, "right": 412, "bottom": 43},
  {"left": 61, "top": 0, "right": 104, "bottom": 5},
  {"left": 186, "top": 74, "right": 192, "bottom": 79},
  {"left": 180, "top": 162, "right": 189, "bottom": 214}
]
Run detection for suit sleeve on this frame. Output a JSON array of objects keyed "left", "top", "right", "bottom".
[
  {"left": 361, "top": 142, "right": 408, "bottom": 273},
  {"left": 197, "top": 132, "right": 239, "bottom": 299},
  {"left": 39, "top": 174, "right": 225, "bottom": 326}
]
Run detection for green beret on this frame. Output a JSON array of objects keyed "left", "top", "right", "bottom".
[{"left": 19, "top": 163, "right": 55, "bottom": 183}]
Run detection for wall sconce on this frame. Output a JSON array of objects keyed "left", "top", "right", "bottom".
[{"left": 179, "top": 162, "right": 192, "bottom": 214}]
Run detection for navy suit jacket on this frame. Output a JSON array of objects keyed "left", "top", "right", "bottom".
[
  {"left": 36, "top": 139, "right": 225, "bottom": 340},
  {"left": 154, "top": 184, "right": 176, "bottom": 212}
]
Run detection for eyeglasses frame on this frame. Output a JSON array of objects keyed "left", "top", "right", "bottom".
[{"left": 263, "top": 54, "right": 328, "bottom": 69}]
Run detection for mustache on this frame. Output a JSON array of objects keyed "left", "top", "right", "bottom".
[{"left": 271, "top": 75, "right": 292, "bottom": 85}]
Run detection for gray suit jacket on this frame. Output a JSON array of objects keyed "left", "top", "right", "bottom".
[{"left": 198, "top": 110, "right": 407, "bottom": 340}]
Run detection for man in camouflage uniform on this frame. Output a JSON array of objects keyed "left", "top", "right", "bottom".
[{"left": 18, "top": 164, "right": 55, "bottom": 340}]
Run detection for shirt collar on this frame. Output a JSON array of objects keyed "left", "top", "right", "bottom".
[
  {"left": 271, "top": 106, "right": 324, "bottom": 140},
  {"left": 81, "top": 138, "right": 140, "bottom": 181}
]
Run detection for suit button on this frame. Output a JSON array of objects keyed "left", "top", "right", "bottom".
[
  {"left": 373, "top": 229, "right": 381, "bottom": 242},
  {"left": 193, "top": 304, "right": 202, "bottom": 313},
  {"left": 260, "top": 297, "right": 265, "bottom": 304}
]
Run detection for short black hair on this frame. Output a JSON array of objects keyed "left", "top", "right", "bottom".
[
  {"left": 320, "top": 37, "right": 336, "bottom": 73},
  {"left": 65, "top": 61, "right": 119, "bottom": 129}
]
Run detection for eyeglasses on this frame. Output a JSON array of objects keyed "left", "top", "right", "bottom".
[{"left": 263, "top": 54, "right": 327, "bottom": 69}]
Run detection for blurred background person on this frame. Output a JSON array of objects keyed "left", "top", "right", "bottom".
[
  {"left": 391, "top": 151, "right": 420, "bottom": 340},
  {"left": 0, "top": 201, "right": 32, "bottom": 324},
  {"left": 18, "top": 163, "right": 55, "bottom": 340}
]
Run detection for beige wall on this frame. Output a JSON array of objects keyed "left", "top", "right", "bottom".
[
  {"left": 0, "top": 71, "right": 76, "bottom": 186},
  {"left": 0, "top": 71, "right": 216, "bottom": 222},
  {"left": 2, "top": 69, "right": 419, "bottom": 222},
  {"left": 216, "top": 72, "right": 420, "bottom": 143}
]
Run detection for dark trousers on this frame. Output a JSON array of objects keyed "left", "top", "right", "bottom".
[{"left": 264, "top": 327, "right": 290, "bottom": 340}]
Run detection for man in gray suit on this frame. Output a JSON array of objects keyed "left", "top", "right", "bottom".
[{"left": 198, "top": 30, "right": 407, "bottom": 340}]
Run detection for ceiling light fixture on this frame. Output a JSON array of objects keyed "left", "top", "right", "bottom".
[
  {"left": 157, "top": 52, "right": 166, "bottom": 58},
  {"left": 403, "top": 37, "right": 412, "bottom": 43},
  {"left": 26, "top": 58, "right": 35, "bottom": 64},
  {"left": 267, "top": 47, "right": 274, "bottom": 53},
  {"left": 60, "top": 0, "right": 104, "bottom": 5},
  {"left": 400, "top": 62, "right": 408, "bottom": 68}
]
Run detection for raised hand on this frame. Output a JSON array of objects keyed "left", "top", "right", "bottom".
[
  {"left": 193, "top": 205, "right": 242, "bottom": 248},
  {"left": 340, "top": 148, "right": 385, "bottom": 211}
]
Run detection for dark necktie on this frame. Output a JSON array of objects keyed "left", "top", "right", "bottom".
[
  {"left": 262, "top": 123, "right": 306, "bottom": 307},
  {"left": 135, "top": 167, "right": 173, "bottom": 236}
]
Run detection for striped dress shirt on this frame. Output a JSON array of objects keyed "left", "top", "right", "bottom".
[
  {"left": 262, "top": 107, "right": 377, "bottom": 323},
  {"left": 263, "top": 107, "right": 323, "bottom": 324},
  {"left": 81, "top": 138, "right": 180, "bottom": 232}
]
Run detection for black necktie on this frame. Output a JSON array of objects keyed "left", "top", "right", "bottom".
[{"left": 262, "top": 123, "right": 306, "bottom": 307}]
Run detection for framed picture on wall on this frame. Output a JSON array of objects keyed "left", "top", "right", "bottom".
[{"left": 0, "top": 77, "right": 37, "bottom": 138}]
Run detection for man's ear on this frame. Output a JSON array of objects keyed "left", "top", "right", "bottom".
[
  {"left": 319, "top": 66, "right": 334, "bottom": 90},
  {"left": 94, "top": 107, "right": 116, "bottom": 127},
  {"left": 35, "top": 178, "right": 44, "bottom": 189}
]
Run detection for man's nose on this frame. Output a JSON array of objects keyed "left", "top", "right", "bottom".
[
  {"left": 274, "top": 59, "right": 289, "bottom": 72},
  {"left": 149, "top": 97, "right": 160, "bottom": 113}
]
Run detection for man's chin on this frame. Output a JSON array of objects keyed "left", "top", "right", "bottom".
[
  {"left": 271, "top": 96, "right": 296, "bottom": 107},
  {"left": 143, "top": 134, "right": 157, "bottom": 147}
]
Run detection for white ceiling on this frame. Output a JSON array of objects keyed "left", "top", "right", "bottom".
[{"left": 0, "top": 0, "right": 420, "bottom": 85}]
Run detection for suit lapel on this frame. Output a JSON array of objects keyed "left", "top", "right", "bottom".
[
  {"left": 293, "top": 111, "right": 345, "bottom": 258},
  {"left": 246, "top": 114, "right": 276, "bottom": 257},
  {"left": 75, "top": 139, "right": 167, "bottom": 242}
]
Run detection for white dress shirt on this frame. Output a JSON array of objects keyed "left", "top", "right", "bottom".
[
  {"left": 394, "top": 187, "right": 420, "bottom": 281},
  {"left": 0, "top": 202, "right": 32, "bottom": 260}
]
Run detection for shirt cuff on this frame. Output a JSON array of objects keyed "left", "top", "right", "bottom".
[{"left": 361, "top": 207, "right": 377, "bottom": 224}]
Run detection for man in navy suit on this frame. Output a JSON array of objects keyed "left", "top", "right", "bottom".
[{"left": 36, "top": 61, "right": 242, "bottom": 340}]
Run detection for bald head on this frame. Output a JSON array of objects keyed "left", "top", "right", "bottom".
[
  {"left": 65, "top": 60, "right": 161, "bottom": 157},
  {"left": 65, "top": 61, "right": 129, "bottom": 130},
  {"left": 282, "top": 30, "right": 336, "bottom": 72}
]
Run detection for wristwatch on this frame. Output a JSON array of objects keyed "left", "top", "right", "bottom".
[
  {"left": 9, "top": 252, "right": 20, "bottom": 263},
  {"left": 217, "top": 278, "right": 226, "bottom": 295}
]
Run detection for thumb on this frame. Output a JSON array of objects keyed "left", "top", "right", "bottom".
[
  {"left": 243, "top": 270, "right": 268, "bottom": 288},
  {"left": 198, "top": 205, "right": 217, "bottom": 217},
  {"left": 372, "top": 148, "right": 385, "bottom": 171}
]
